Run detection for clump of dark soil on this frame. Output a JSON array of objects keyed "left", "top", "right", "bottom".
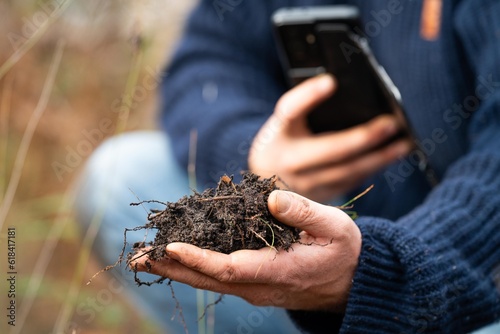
[{"left": 131, "top": 172, "right": 300, "bottom": 261}]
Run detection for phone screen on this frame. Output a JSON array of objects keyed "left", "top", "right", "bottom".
[{"left": 310, "top": 24, "right": 400, "bottom": 133}]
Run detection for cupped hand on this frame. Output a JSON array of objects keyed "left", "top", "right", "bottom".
[
  {"left": 130, "top": 190, "right": 362, "bottom": 312},
  {"left": 248, "top": 74, "right": 411, "bottom": 202}
]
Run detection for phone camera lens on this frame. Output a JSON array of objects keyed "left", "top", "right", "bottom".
[{"left": 306, "top": 34, "right": 316, "bottom": 44}]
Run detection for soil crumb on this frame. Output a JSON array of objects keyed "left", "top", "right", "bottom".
[{"left": 133, "top": 172, "right": 300, "bottom": 261}]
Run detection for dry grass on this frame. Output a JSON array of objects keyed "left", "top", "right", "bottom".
[{"left": 0, "top": 1, "right": 195, "bottom": 333}]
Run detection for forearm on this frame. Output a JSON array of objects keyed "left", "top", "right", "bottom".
[{"left": 288, "top": 144, "right": 500, "bottom": 333}]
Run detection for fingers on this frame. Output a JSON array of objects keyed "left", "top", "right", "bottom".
[
  {"left": 267, "top": 190, "right": 350, "bottom": 238},
  {"left": 294, "top": 138, "right": 411, "bottom": 192},
  {"left": 131, "top": 248, "right": 231, "bottom": 291},
  {"left": 166, "top": 243, "right": 238, "bottom": 282},
  {"left": 164, "top": 243, "right": 284, "bottom": 283},
  {"left": 131, "top": 249, "right": 290, "bottom": 307},
  {"left": 285, "top": 115, "right": 406, "bottom": 173},
  {"left": 131, "top": 244, "right": 289, "bottom": 297},
  {"left": 274, "top": 74, "right": 336, "bottom": 128}
]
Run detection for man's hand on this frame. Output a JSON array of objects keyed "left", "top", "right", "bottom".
[
  {"left": 130, "top": 190, "right": 362, "bottom": 312},
  {"left": 249, "top": 74, "right": 411, "bottom": 202}
]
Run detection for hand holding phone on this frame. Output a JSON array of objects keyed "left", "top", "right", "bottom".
[
  {"left": 248, "top": 75, "right": 412, "bottom": 202},
  {"left": 273, "top": 5, "right": 407, "bottom": 135}
]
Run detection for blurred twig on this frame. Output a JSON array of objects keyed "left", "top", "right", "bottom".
[
  {"left": 188, "top": 129, "right": 198, "bottom": 190},
  {"left": 115, "top": 37, "right": 145, "bottom": 134},
  {"left": 0, "top": 39, "right": 65, "bottom": 232},
  {"left": 0, "top": 74, "right": 14, "bottom": 202},
  {"left": 53, "top": 29, "right": 147, "bottom": 333},
  {"left": 11, "top": 187, "right": 76, "bottom": 334},
  {"left": 187, "top": 129, "right": 216, "bottom": 334},
  {"left": 188, "top": 127, "right": 204, "bottom": 333},
  {"left": 0, "top": 0, "right": 73, "bottom": 81}
]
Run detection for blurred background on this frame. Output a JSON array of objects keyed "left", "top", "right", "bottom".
[{"left": 0, "top": 0, "right": 195, "bottom": 332}]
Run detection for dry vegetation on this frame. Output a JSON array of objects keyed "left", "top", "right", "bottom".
[{"left": 0, "top": 1, "right": 194, "bottom": 333}]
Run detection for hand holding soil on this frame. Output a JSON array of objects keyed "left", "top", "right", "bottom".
[{"left": 130, "top": 185, "right": 362, "bottom": 312}]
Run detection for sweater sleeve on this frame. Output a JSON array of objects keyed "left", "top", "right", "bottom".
[
  {"left": 159, "top": 0, "right": 287, "bottom": 189},
  {"left": 291, "top": 1, "right": 500, "bottom": 332}
]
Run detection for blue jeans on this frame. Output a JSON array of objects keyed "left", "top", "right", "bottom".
[
  {"left": 75, "top": 131, "right": 500, "bottom": 334},
  {"left": 74, "top": 131, "right": 301, "bottom": 334}
]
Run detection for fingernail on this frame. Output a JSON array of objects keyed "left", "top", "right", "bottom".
[
  {"left": 395, "top": 141, "right": 411, "bottom": 156},
  {"left": 383, "top": 118, "right": 398, "bottom": 136},
  {"left": 317, "top": 74, "right": 334, "bottom": 93},
  {"left": 276, "top": 191, "right": 291, "bottom": 214},
  {"left": 167, "top": 251, "right": 181, "bottom": 261},
  {"left": 166, "top": 245, "right": 181, "bottom": 261}
]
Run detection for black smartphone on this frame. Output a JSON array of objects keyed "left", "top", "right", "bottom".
[
  {"left": 272, "top": 5, "right": 407, "bottom": 134},
  {"left": 272, "top": 5, "right": 439, "bottom": 186}
]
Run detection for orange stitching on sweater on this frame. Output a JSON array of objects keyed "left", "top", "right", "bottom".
[{"left": 421, "top": 0, "right": 442, "bottom": 40}]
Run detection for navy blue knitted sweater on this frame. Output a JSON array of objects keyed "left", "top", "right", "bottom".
[{"left": 160, "top": 0, "right": 500, "bottom": 332}]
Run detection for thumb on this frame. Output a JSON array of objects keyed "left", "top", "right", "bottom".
[
  {"left": 274, "top": 74, "right": 336, "bottom": 127},
  {"left": 268, "top": 190, "right": 349, "bottom": 237}
]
